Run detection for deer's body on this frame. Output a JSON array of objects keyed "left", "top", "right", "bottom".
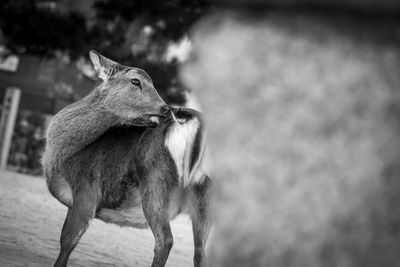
[
  {"left": 54, "top": 109, "right": 208, "bottom": 227},
  {"left": 43, "top": 51, "right": 211, "bottom": 267}
]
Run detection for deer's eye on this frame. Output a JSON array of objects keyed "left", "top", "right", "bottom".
[{"left": 131, "top": 78, "right": 141, "bottom": 89}]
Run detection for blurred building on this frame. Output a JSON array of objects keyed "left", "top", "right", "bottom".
[
  {"left": 0, "top": 0, "right": 97, "bottom": 115},
  {"left": 0, "top": 53, "right": 95, "bottom": 115}
]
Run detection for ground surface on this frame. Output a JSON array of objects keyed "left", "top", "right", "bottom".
[{"left": 0, "top": 170, "right": 194, "bottom": 267}]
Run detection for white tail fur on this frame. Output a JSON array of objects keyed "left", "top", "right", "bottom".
[{"left": 165, "top": 116, "right": 207, "bottom": 187}]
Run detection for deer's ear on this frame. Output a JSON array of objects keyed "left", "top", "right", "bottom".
[{"left": 89, "top": 50, "right": 119, "bottom": 80}]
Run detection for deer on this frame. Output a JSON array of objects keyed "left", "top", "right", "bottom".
[{"left": 42, "top": 51, "right": 211, "bottom": 267}]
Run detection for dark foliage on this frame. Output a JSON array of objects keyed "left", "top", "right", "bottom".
[
  {"left": 0, "top": 0, "right": 88, "bottom": 59},
  {"left": 0, "top": 0, "right": 210, "bottom": 60},
  {"left": 0, "top": 0, "right": 210, "bottom": 101},
  {"left": 94, "top": 0, "right": 209, "bottom": 40}
]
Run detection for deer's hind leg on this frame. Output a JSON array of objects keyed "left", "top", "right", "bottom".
[
  {"left": 189, "top": 176, "right": 212, "bottom": 267},
  {"left": 54, "top": 183, "right": 98, "bottom": 267}
]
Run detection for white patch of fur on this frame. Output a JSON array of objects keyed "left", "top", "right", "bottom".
[
  {"left": 89, "top": 51, "right": 112, "bottom": 81},
  {"left": 188, "top": 140, "right": 208, "bottom": 185},
  {"left": 97, "top": 207, "right": 148, "bottom": 228},
  {"left": 96, "top": 188, "right": 148, "bottom": 228},
  {"left": 165, "top": 118, "right": 201, "bottom": 187},
  {"left": 168, "top": 188, "right": 183, "bottom": 220},
  {"left": 58, "top": 185, "right": 73, "bottom": 205},
  {"left": 49, "top": 176, "right": 73, "bottom": 207},
  {"left": 98, "top": 66, "right": 109, "bottom": 81},
  {"left": 72, "top": 222, "right": 90, "bottom": 245}
]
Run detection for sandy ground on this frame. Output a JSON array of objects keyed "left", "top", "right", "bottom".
[{"left": 0, "top": 170, "right": 194, "bottom": 267}]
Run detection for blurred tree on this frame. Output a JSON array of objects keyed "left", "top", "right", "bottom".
[
  {"left": 0, "top": 0, "right": 209, "bottom": 58},
  {"left": 93, "top": 0, "right": 209, "bottom": 50},
  {"left": 0, "top": 0, "right": 88, "bottom": 59},
  {"left": 0, "top": 0, "right": 210, "bottom": 99},
  {"left": 89, "top": 0, "right": 210, "bottom": 103}
]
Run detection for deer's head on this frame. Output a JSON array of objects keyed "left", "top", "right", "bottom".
[{"left": 89, "top": 50, "right": 169, "bottom": 127}]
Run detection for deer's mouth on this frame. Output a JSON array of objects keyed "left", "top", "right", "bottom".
[
  {"left": 149, "top": 115, "right": 161, "bottom": 125},
  {"left": 145, "top": 113, "right": 167, "bottom": 127}
]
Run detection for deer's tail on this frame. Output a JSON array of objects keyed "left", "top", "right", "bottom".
[{"left": 165, "top": 110, "right": 209, "bottom": 187}]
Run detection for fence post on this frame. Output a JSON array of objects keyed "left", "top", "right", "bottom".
[{"left": 0, "top": 87, "right": 21, "bottom": 170}]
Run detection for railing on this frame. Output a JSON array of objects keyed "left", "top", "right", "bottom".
[{"left": 0, "top": 87, "right": 21, "bottom": 169}]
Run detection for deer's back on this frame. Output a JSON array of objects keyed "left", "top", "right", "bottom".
[{"left": 42, "top": 90, "right": 116, "bottom": 177}]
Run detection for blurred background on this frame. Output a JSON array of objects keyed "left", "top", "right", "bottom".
[{"left": 1, "top": 0, "right": 400, "bottom": 267}]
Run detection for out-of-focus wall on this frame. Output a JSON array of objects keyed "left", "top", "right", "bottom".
[{"left": 181, "top": 7, "right": 400, "bottom": 267}]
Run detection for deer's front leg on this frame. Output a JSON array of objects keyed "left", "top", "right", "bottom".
[
  {"left": 140, "top": 177, "right": 174, "bottom": 267},
  {"left": 54, "top": 183, "right": 98, "bottom": 267}
]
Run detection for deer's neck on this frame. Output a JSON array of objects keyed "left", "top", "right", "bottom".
[{"left": 45, "top": 90, "right": 119, "bottom": 167}]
